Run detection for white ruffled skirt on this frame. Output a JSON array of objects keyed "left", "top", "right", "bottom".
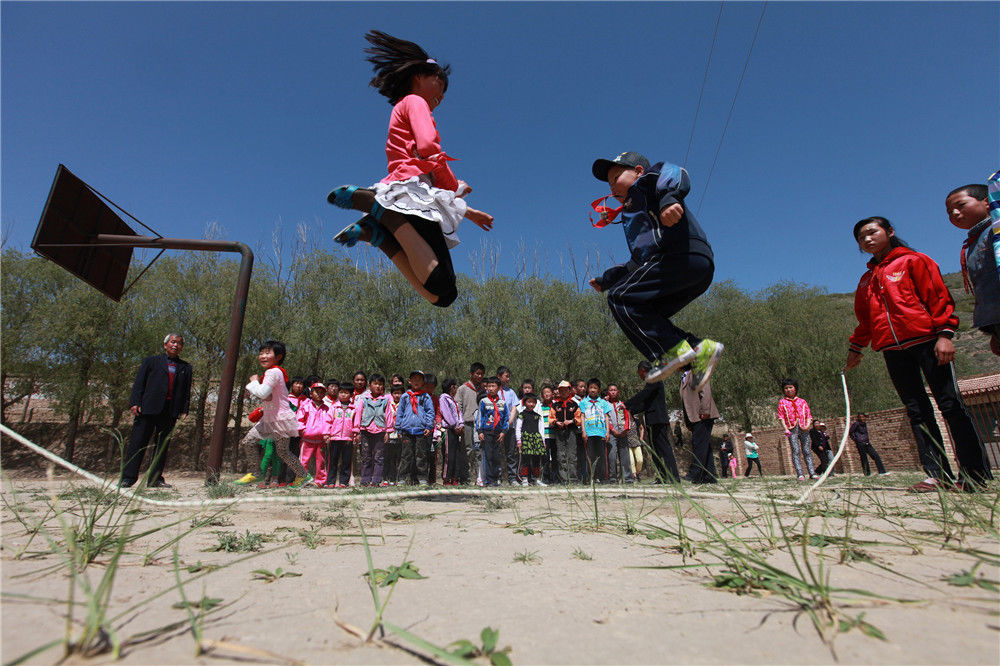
[{"left": 371, "top": 175, "right": 467, "bottom": 249}]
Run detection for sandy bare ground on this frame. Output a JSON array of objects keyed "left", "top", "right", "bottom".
[{"left": 2, "top": 471, "right": 998, "bottom": 666}]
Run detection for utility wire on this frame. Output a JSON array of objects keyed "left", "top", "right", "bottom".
[
  {"left": 683, "top": 1, "right": 725, "bottom": 168},
  {"left": 696, "top": 1, "right": 767, "bottom": 214}
]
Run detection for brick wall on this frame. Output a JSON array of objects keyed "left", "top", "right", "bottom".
[{"left": 722, "top": 406, "right": 942, "bottom": 477}]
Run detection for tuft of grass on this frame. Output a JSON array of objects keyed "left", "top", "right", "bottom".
[
  {"left": 251, "top": 567, "right": 302, "bottom": 583},
  {"left": 572, "top": 547, "right": 592, "bottom": 561},
  {"left": 512, "top": 550, "right": 541, "bottom": 565},
  {"left": 211, "top": 530, "right": 267, "bottom": 553}
]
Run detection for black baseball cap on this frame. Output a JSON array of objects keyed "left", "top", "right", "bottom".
[{"left": 592, "top": 151, "right": 651, "bottom": 181}]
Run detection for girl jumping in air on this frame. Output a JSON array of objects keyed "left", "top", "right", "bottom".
[
  {"left": 328, "top": 30, "right": 494, "bottom": 307},
  {"left": 845, "top": 217, "right": 993, "bottom": 492}
]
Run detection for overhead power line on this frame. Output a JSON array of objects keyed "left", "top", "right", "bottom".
[{"left": 696, "top": 1, "right": 767, "bottom": 214}]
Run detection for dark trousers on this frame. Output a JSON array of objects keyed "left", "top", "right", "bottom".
[
  {"left": 359, "top": 432, "right": 385, "bottom": 485},
  {"left": 278, "top": 436, "right": 301, "bottom": 484},
  {"left": 648, "top": 422, "right": 680, "bottom": 482},
  {"left": 884, "top": 341, "right": 993, "bottom": 484},
  {"left": 583, "top": 435, "right": 608, "bottom": 483},
  {"left": 327, "top": 439, "right": 353, "bottom": 485},
  {"left": 854, "top": 442, "right": 885, "bottom": 476},
  {"left": 122, "top": 411, "right": 177, "bottom": 484},
  {"left": 541, "top": 438, "right": 557, "bottom": 483},
  {"left": 688, "top": 420, "right": 717, "bottom": 483},
  {"left": 504, "top": 425, "right": 521, "bottom": 484},
  {"left": 398, "top": 432, "right": 431, "bottom": 484},
  {"left": 463, "top": 423, "right": 481, "bottom": 484},
  {"left": 745, "top": 458, "right": 763, "bottom": 477},
  {"left": 552, "top": 427, "right": 578, "bottom": 483},
  {"left": 442, "top": 429, "right": 468, "bottom": 483},
  {"left": 481, "top": 431, "right": 503, "bottom": 485},
  {"left": 384, "top": 437, "right": 400, "bottom": 484},
  {"left": 605, "top": 253, "right": 713, "bottom": 361}
]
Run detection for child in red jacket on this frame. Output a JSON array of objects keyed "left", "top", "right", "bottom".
[{"left": 845, "top": 217, "right": 992, "bottom": 492}]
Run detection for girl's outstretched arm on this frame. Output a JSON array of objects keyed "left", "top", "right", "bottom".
[{"left": 465, "top": 206, "right": 494, "bottom": 230}]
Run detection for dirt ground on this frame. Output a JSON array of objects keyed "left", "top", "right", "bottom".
[{"left": 2, "top": 471, "right": 998, "bottom": 666}]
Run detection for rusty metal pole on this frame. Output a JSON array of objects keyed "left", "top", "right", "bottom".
[{"left": 94, "top": 235, "right": 254, "bottom": 484}]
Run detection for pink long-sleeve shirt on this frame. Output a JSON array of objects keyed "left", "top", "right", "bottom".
[
  {"left": 328, "top": 401, "right": 356, "bottom": 441},
  {"left": 382, "top": 94, "right": 459, "bottom": 191},
  {"left": 777, "top": 396, "right": 812, "bottom": 430},
  {"left": 297, "top": 398, "right": 334, "bottom": 445}
]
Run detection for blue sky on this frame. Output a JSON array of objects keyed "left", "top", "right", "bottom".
[{"left": 2, "top": 1, "right": 997, "bottom": 295}]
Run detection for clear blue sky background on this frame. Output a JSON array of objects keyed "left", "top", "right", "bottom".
[{"left": 3, "top": 1, "right": 998, "bottom": 295}]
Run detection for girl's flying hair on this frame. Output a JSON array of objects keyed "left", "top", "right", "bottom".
[{"left": 365, "top": 30, "right": 450, "bottom": 104}]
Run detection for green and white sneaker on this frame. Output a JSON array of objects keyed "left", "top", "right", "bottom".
[
  {"left": 289, "top": 474, "right": 314, "bottom": 489},
  {"left": 691, "top": 339, "right": 724, "bottom": 390},
  {"left": 646, "top": 340, "right": 697, "bottom": 383}
]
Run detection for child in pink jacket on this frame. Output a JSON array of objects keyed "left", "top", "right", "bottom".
[
  {"left": 297, "top": 382, "right": 335, "bottom": 486},
  {"left": 327, "top": 383, "right": 358, "bottom": 488},
  {"left": 777, "top": 378, "right": 816, "bottom": 480}
]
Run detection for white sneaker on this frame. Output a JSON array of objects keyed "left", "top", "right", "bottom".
[
  {"left": 879, "top": 471, "right": 891, "bottom": 476},
  {"left": 535, "top": 479, "right": 547, "bottom": 486},
  {"left": 520, "top": 479, "right": 529, "bottom": 486}
]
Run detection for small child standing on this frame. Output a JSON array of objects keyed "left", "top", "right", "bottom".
[
  {"left": 777, "top": 379, "right": 816, "bottom": 481},
  {"left": 605, "top": 383, "right": 635, "bottom": 483},
  {"left": 743, "top": 433, "right": 762, "bottom": 477},
  {"left": 395, "top": 371, "right": 435, "bottom": 485},
  {"left": 327, "top": 383, "right": 357, "bottom": 488},
  {"left": 575, "top": 379, "right": 612, "bottom": 483},
  {"left": 384, "top": 385, "right": 404, "bottom": 485},
  {"left": 236, "top": 341, "right": 312, "bottom": 487},
  {"left": 846, "top": 216, "right": 993, "bottom": 491},
  {"left": 297, "top": 382, "right": 334, "bottom": 486},
  {"left": 539, "top": 384, "right": 556, "bottom": 484},
  {"left": 515, "top": 392, "right": 547, "bottom": 486},
  {"left": 589, "top": 152, "right": 723, "bottom": 388},
  {"left": 438, "top": 379, "right": 466, "bottom": 485},
  {"left": 946, "top": 184, "right": 1000, "bottom": 356},
  {"left": 476, "top": 376, "right": 509, "bottom": 486},
  {"left": 354, "top": 374, "right": 394, "bottom": 487}
]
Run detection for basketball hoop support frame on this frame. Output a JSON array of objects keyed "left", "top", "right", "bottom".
[{"left": 92, "top": 234, "right": 253, "bottom": 485}]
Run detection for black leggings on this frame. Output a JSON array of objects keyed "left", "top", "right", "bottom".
[
  {"left": 744, "top": 458, "right": 762, "bottom": 477},
  {"left": 382, "top": 213, "right": 457, "bottom": 307},
  {"left": 883, "top": 341, "right": 992, "bottom": 485}
]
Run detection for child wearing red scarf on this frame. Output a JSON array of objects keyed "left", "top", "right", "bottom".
[
  {"left": 394, "top": 371, "right": 436, "bottom": 485},
  {"left": 476, "top": 376, "right": 510, "bottom": 486}
]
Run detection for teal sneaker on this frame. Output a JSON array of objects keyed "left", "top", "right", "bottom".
[
  {"left": 691, "top": 339, "right": 724, "bottom": 390},
  {"left": 646, "top": 340, "right": 697, "bottom": 383}
]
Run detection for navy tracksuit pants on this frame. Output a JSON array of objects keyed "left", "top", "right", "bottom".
[{"left": 605, "top": 253, "right": 714, "bottom": 361}]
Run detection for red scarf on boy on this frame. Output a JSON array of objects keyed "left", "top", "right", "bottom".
[{"left": 406, "top": 389, "right": 425, "bottom": 413}]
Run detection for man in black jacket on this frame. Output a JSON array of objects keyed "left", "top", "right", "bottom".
[
  {"left": 625, "top": 361, "right": 679, "bottom": 483},
  {"left": 120, "top": 333, "right": 192, "bottom": 488}
]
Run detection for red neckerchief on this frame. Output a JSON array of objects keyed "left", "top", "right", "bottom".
[
  {"left": 406, "top": 389, "right": 425, "bottom": 413},
  {"left": 590, "top": 195, "right": 623, "bottom": 227},
  {"left": 487, "top": 394, "right": 502, "bottom": 429},
  {"left": 464, "top": 381, "right": 476, "bottom": 391}
]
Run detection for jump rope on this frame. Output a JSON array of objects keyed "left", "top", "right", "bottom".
[{"left": 1, "top": 373, "right": 855, "bottom": 510}]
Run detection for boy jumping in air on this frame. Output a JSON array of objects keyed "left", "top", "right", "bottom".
[{"left": 590, "top": 152, "right": 722, "bottom": 387}]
